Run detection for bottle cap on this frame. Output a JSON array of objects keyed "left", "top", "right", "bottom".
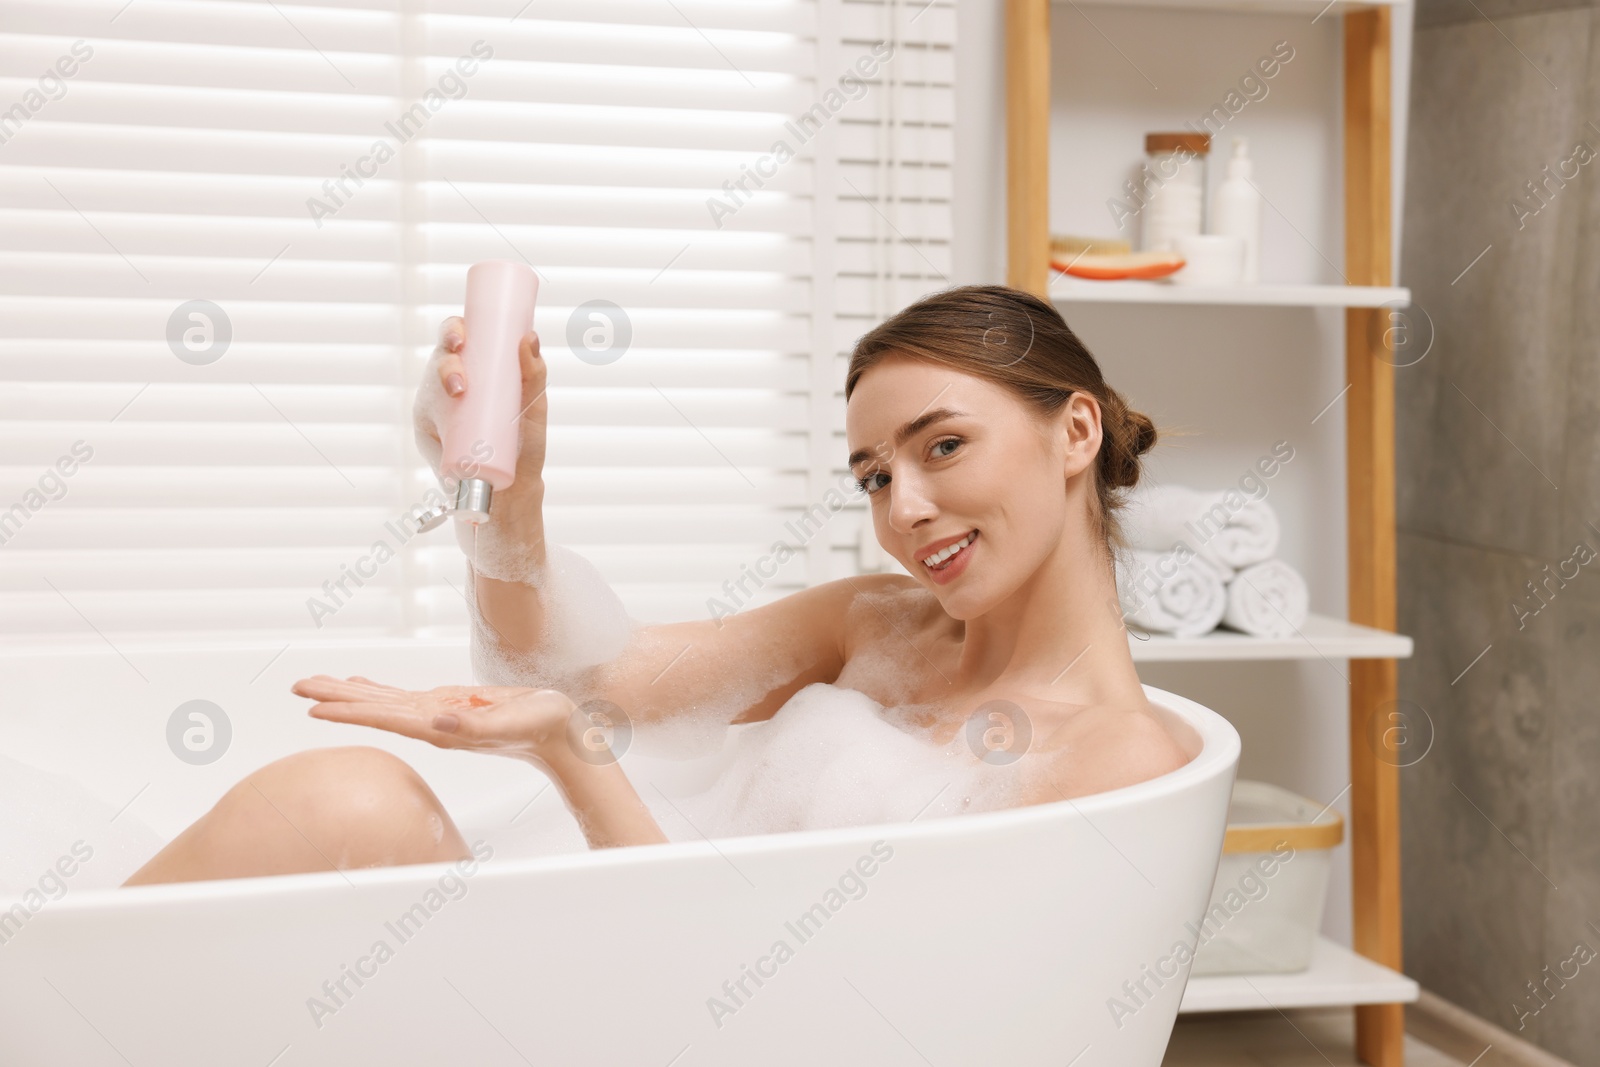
[
  {"left": 1227, "top": 137, "right": 1252, "bottom": 179},
  {"left": 1146, "top": 132, "right": 1211, "bottom": 156},
  {"left": 412, "top": 477, "right": 494, "bottom": 533},
  {"left": 451, "top": 477, "right": 493, "bottom": 524}
]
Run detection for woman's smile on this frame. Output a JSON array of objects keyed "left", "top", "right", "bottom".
[{"left": 918, "top": 529, "right": 979, "bottom": 583}]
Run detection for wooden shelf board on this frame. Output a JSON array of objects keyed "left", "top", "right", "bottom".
[
  {"left": 1050, "top": 280, "right": 1411, "bottom": 308},
  {"left": 1180, "top": 935, "right": 1419, "bottom": 1013},
  {"left": 1128, "top": 612, "right": 1413, "bottom": 662},
  {"left": 1057, "top": 0, "right": 1404, "bottom": 14}
]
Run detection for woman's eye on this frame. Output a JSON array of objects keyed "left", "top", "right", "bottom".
[
  {"left": 932, "top": 437, "right": 962, "bottom": 458},
  {"left": 856, "top": 471, "right": 889, "bottom": 494}
]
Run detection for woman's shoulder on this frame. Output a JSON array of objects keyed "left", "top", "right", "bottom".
[
  {"left": 831, "top": 573, "right": 952, "bottom": 652},
  {"left": 832, "top": 572, "right": 942, "bottom": 624},
  {"left": 1018, "top": 694, "right": 1190, "bottom": 800},
  {"left": 835, "top": 571, "right": 925, "bottom": 599}
]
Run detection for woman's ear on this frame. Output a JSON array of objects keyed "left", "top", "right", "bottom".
[{"left": 1058, "top": 392, "right": 1103, "bottom": 479}]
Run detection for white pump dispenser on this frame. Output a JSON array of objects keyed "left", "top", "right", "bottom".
[{"left": 1211, "top": 137, "right": 1262, "bottom": 284}]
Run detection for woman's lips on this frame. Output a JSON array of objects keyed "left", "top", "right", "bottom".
[
  {"left": 921, "top": 530, "right": 977, "bottom": 585},
  {"left": 915, "top": 529, "right": 975, "bottom": 562}
]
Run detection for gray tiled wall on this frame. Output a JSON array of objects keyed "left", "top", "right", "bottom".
[{"left": 1399, "top": 1, "right": 1600, "bottom": 1060}]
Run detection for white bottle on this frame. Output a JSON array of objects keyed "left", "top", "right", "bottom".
[
  {"left": 1142, "top": 134, "right": 1208, "bottom": 253},
  {"left": 1211, "top": 137, "right": 1262, "bottom": 283}
]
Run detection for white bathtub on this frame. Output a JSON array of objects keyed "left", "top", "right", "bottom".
[{"left": 0, "top": 637, "right": 1238, "bottom": 1066}]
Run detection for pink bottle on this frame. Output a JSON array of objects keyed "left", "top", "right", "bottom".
[{"left": 417, "top": 260, "right": 538, "bottom": 531}]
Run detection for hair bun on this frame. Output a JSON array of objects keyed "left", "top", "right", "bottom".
[
  {"left": 1127, "top": 408, "right": 1157, "bottom": 457},
  {"left": 1101, "top": 395, "right": 1156, "bottom": 490}
]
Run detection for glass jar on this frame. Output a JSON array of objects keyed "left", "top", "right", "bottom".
[{"left": 1141, "top": 132, "right": 1210, "bottom": 253}]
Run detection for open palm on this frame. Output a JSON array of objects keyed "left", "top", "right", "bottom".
[{"left": 291, "top": 674, "right": 575, "bottom": 764}]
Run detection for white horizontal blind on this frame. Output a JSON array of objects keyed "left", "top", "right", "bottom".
[
  {"left": 823, "top": 0, "right": 955, "bottom": 585},
  {"left": 0, "top": 0, "right": 955, "bottom": 641}
]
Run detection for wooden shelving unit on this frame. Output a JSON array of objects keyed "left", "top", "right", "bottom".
[{"left": 1006, "top": 0, "right": 1413, "bottom": 1063}]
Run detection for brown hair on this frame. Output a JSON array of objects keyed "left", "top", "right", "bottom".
[{"left": 845, "top": 284, "right": 1156, "bottom": 560}]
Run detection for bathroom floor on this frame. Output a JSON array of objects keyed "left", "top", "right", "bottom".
[{"left": 1164, "top": 1008, "right": 1476, "bottom": 1066}]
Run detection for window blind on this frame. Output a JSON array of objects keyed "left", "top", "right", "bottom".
[{"left": 0, "top": 0, "right": 954, "bottom": 642}]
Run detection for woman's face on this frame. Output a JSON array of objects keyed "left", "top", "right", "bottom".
[{"left": 845, "top": 353, "right": 1097, "bottom": 619}]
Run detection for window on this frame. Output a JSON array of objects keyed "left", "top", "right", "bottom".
[{"left": 0, "top": 0, "right": 954, "bottom": 641}]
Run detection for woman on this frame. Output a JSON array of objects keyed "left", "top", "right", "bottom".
[{"left": 125, "top": 284, "right": 1188, "bottom": 886}]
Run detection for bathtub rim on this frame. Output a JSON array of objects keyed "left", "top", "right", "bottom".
[{"left": 20, "top": 679, "right": 1238, "bottom": 914}]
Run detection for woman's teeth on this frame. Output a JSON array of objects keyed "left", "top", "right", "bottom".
[{"left": 923, "top": 531, "right": 976, "bottom": 569}]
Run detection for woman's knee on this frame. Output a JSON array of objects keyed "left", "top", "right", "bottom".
[{"left": 215, "top": 745, "right": 466, "bottom": 870}]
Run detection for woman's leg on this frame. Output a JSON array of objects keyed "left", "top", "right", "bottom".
[{"left": 124, "top": 746, "right": 472, "bottom": 886}]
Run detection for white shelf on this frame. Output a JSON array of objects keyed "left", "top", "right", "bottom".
[
  {"left": 1180, "top": 936, "right": 1419, "bottom": 1013},
  {"left": 1058, "top": 0, "right": 1404, "bottom": 14},
  {"left": 1050, "top": 279, "right": 1411, "bottom": 308},
  {"left": 1127, "top": 613, "right": 1413, "bottom": 662}
]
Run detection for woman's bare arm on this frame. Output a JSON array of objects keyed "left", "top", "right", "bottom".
[
  {"left": 537, "top": 739, "right": 669, "bottom": 848},
  {"left": 578, "top": 576, "right": 875, "bottom": 727}
]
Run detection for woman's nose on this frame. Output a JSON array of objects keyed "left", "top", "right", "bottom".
[{"left": 887, "top": 473, "right": 937, "bottom": 533}]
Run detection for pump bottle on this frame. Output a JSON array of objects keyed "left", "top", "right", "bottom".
[{"left": 1211, "top": 138, "right": 1263, "bottom": 284}]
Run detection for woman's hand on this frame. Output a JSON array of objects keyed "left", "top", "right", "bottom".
[
  {"left": 293, "top": 674, "right": 668, "bottom": 850},
  {"left": 412, "top": 315, "right": 550, "bottom": 507},
  {"left": 291, "top": 675, "right": 578, "bottom": 766}
]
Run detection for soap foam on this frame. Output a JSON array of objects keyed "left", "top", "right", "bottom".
[
  {"left": 458, "top": 513, "right": 543, "bottom": 586},
  {"left": 468, "top": 682, "right": 1029, "bottom": 862},
  {"left": 467, "top": 542, "right": 636, "bottom": 691},
  {"left": 529, "top": 543, "right": 634, "bottom": 676},
  {"left": 663, "top": 682, "right": 1026, "bottom": 838}
]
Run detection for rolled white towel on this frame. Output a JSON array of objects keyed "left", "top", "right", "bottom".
[
  {"left": 1123, "top": 485, "right": 1280, "bottom": 571},
  {"left": 1220, "top": 559, "right": 1309, "bottom": 638},
  {"left": 1115, "top": 547, "right": 1229, "bottom": 638}
]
